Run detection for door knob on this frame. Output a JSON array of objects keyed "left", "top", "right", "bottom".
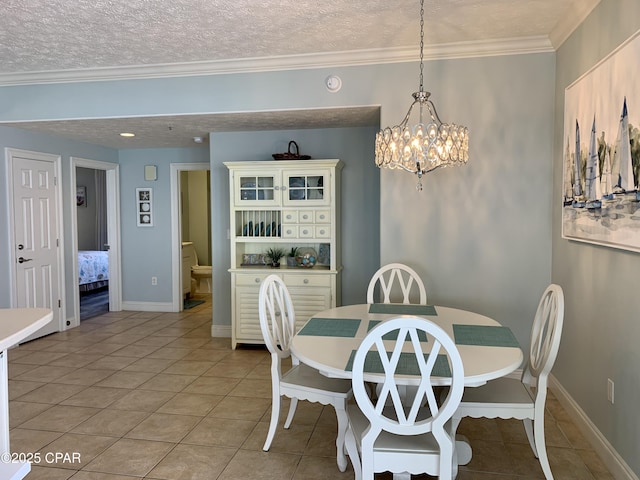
[
  {"left": 18, "top": 257, "right": 32, "bottom": 263},
  {"left": 17, "top": 244, "right": 24, "bottom": 250}
]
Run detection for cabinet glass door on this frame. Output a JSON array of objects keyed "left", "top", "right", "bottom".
[
  {"left": 283, "top": 170, "right": 329, "bottom": 206},
  {"left": 235, "top": 173, "right": 279, "bottom": 206}
]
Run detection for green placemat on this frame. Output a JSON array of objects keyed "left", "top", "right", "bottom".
[
  {"left": 453, "top": 324, "right": 520, "bottom": 347},
  {"left": 345, "top": 350, "right": 451, "bottom": 377},
  {"left": 298, "top": 317, "right": 361, "bottom": 338},
  {"left": 367, "top": 320, "right": 428, "bottom": 342},
  {"left": 368, "top": 303, "right": 437, "bottom": 316}
]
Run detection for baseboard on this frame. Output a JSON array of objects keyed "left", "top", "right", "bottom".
[
  {"left": 120, "top": 301, "right": 175, "bottom": 312},
  {"left": 211, "top": 324, "right": 231, "bottom": 338},
  {"left": 549, "top": 374, "right": 638, "bottom": 480}
]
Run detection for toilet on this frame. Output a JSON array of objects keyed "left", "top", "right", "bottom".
[{"left": 182, "top": 242, "right": 212, "bottom": 294}]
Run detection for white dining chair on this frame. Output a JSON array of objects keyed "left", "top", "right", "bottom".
[
  {"left": 258, "top": 274, "right": 353, "bottom": 471},
  {"left": 366, "top": 263, "right": 427, "bottom": 304},
  {"left": 344, "top": 316, "right": 464, "bottom": 480},
  {"left": 453, "top": 283, "right": 565, "bottom": 480}
]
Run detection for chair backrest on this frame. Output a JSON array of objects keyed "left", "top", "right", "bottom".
[
  {"left": 523, "top": 284, "right": 565, "bottom": 391},
  {"left": 258, "top": 274, "right": 296, "bottom": 363},
  {"left": 351, "top": 316, "right": 464, "bottom": 473},
  {"left": 366, "top": 263, "right": 427, "bottom": 304}
]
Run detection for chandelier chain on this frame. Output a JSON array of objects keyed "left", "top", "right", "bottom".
[{"left": 419, "top": 0, "right": 424, "bottom": 93}]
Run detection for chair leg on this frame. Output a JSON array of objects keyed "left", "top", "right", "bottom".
[
  {"left": 283, "top": 397, "right": 298, "bottom": 429},
  {"left": 532, "top": 418, "right": 554, "bottom": 480},
  {"left": 345, "top": 426, "right": 362, "bottom": 480},
  {"left": 263, "top": 393, "right": 281, "bottom": 451},
  {"left": 334, "top": 403, "right": 348, "bottom": 472},
  {"left": 523, "top": 418, "right": 538, "bottom": 457}
]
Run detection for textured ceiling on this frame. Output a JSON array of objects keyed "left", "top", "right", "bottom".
[{"left": 0, "top": 0, "right": 600, "bottom": 148}]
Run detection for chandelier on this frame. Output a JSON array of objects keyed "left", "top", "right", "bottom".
[{"left": 374, "top": 0, "right": 469, "bottom": 191}]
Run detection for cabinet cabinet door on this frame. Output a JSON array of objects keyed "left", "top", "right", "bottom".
[
  {"left": 233, "top": 172, "right": 281, "bottom": 207},
  {"left": 282, "top": 169, "right": 330, "bottom": 206},
  {"left": 290, "top": 287, "right": 332, "bottom": 332},
  {"left": 234, "top": 286, "right": 262, "bottom": 342}
]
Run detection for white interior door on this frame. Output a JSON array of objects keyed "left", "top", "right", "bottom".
[{"left": 9, "top": 150, "right": 63, "bottom": 340}]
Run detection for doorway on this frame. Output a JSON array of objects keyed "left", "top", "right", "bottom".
[
  {"left": 170, "top": 163, "right": 211, "bottom": 312},
  {"left": 7, "top": 148, "right": 64, "bottom": 340},
  {"left": 70, "top": 157, "right": 121, "bottom": 326}
]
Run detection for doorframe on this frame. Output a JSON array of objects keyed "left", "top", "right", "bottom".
[
  {"left": 6, "top": 148, "right": 66, "bottom": 331},
  {"left": 170, "top": 163, "right": 211, "bottom": 312},
  {"left": 70, "top": 157, "right": 122, "bottom": 327}
]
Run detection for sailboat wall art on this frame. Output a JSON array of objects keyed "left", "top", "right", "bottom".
[{"left": 562, "top": 28, "right": 640, "bottom": 253}]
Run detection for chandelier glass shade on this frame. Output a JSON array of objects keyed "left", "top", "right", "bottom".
[{"left": 374, "top": 0, "right": 469, "bottom": 190}]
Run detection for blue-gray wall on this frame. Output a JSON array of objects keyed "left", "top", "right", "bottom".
[{"left": 553, "top": 0, "right": 640, "bottom": 475}]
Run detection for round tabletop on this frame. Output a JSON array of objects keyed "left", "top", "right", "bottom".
[{"left": 291, "top": 304, "right": 524, "bottom": 387}]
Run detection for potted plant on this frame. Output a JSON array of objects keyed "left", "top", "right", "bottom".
[
  {"left": 287, "top": 247, "right": 299, "bottom": 267},
  {"left": 265, "top": 247, "right": 285, "bottom": 268}
]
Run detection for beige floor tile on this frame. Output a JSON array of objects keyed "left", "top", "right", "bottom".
[
  {"left": 303, "top": 423, "right": 339, "bottom": 458},
  {"left": 156, "top": 392, "right": 223, "bottom": 416},
  {"left": 14, "top": 382, "right": 86, "bottom": 404},
  {"left": 125, "top": 413, "right": 201, "bottom": 442},
  {"left": 108, "top": 389, "right": 175, "bottom": 412},
  {"left": 8, "top": 379, "right": 45, "bottom": 400},
  {"left": 131, "top": 335, "right": 175, "bottom": 347},
  {"left": 14, "top": 365, "right": 77, "bottom": 383},
  {"left": 182, "top": 417, "right": 256, "bottom": 447},
  {"left": 147, "top": 443, "right": 237, "bottom": 480},
  {"left": 202, "top": 361, "right": 255, "bottom": 378},
  {"left": 8, "top": 350, "right": 67, "bottom": 365},
  {"left": 8, "top": 362, "right": 37, "bottom": 379},
  {"left": 181, "top": 348, "right": 229, "bottom": 362},
  {"left": 9, "top": 427, "right": 63, "bottom": 453},
  {"left": 76, "top": 343, "right": 128, "bottom": 356},
  {"left": 108, "top": 343, "right": 161, "bottom": 358},
  {"left": 162, "top": 360, "right": 215, "bottom": 376},
  {"left": 25, "top": 465, "right": 76, "bottom": 479},
  {"left": 95, "top": 370, "right": 156, "bottom": 389},
  {"left": 182, "top": 376, "right": 241, "bottom": 395},
  {"left": 60, "top": 386, "right": 130, "bottom": 408},
  {"left": 71, "top": 408, "right": 149, "bottom": 436},
  {"left": 207, "top": 395, "right": 271, "bottom": 421},
  {"left": 245, "top": 420, "right": 314, "bottom": 454},
  {"left": 146, "top": 347, "right": 192, "bottom": 360},
  {"left": 19, "top": 404, "right": 100, "bottom": 432},
  {"left": 9, "top": 400, "right": 52, "bottom": 428},
  {"left": 67, "top": 472, "right": 143, "bottom": 479},
  {"left": 227, "top": 378, "right": 273, "bottom": 399},
  {"left": 54, "top": 368, "right": 116, "bottom": 386},
  {"left": 39, "top": 432, "right": 117, "bottom": 468},
  {"left": 122, "top": 356, "right": 177, "bottom": 373},
  {"left": 83, "top": 438, "right": 174, "bottom": 476},
  {"left": 293, "top": 454, "right": 354, "bottom": 480},
  {"left": 49, "top": 353, "right": 104, "bottom": 368},
  {"left": 84, "top": 355, "right": 139, "bottom": 370},
  {"left": 217, "top": 449, "right": 300, "bottom": 480},
  {"left": 139, "top": 373, "right": 198, "bottom": 392}
]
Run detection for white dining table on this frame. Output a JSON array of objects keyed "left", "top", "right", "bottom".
[
  {"left": 0, "top": 308, "right": 54, "bottom": 480},
  {"left": 290, "top": 303, "right": 524, "bottom": 475}
]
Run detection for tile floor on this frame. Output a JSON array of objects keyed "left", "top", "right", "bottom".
[{"left": 7, "top": 295, "right": 615, "bottom": 480}]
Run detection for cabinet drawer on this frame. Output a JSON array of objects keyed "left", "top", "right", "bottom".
[
  {"left": 298, "top": 211, "right": 313, "bottom": 223},
  {"left": 235, "top": 273, "right": 269, "bottom": 286},
  {"left": 298, "top": 226, "right": 313, "bottom": 238},
  {"left": 314, "top": 225, "right": 330, "bottom": 238},
  {"left": 315, "top": 210, "right": 330, "bottom": 223},
  {"left": 282, "top": 210, "right": 298, "bottom": 223},
  {"left": 282, "top": 274, "right": 331, "bottom": 287},
  {"left": 282, "top": 225, "right": 298, "bottom": 238}
]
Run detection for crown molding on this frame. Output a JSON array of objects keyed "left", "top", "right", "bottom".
[{"left": 0, "top": 36, "right": 554, "bottom": 87}]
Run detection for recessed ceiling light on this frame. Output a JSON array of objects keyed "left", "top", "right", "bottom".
[{"left": 120, "top": 132, "right": 135, "bottom": 137}]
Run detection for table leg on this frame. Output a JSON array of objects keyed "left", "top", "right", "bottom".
[{"left": 0, "top": 350, "right": 9, "bottom": 453}]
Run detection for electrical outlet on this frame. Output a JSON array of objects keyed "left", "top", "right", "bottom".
[
  {"left": 151, "top": 276, "right": 158, "bottom": 286},
  {"left": 607, "top": 378, "right": 614, "bottom": 404}
]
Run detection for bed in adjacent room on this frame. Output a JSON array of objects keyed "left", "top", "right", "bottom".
[{"left": 78, "top": 250, "right": 109, "bottom": 292}]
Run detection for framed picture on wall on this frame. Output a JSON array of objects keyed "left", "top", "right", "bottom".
[
  {"left": 136, "top": 188, "right": 153, "bottom": 227},
  {"left": 76, "top": 186, "right": 87, "bottom": 207},
  {"left": 562, "top": 28, "right": 640, "bottom": 252}
]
